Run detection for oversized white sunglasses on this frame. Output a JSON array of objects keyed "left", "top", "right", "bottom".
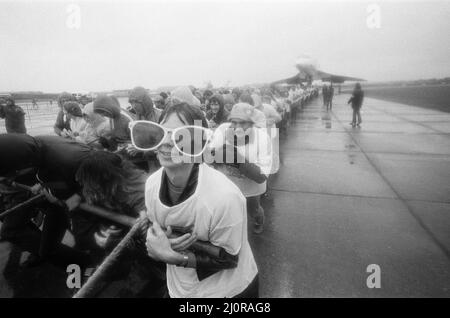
[{"left": 129, "top": 120, "right": 213, "bottom": 157}]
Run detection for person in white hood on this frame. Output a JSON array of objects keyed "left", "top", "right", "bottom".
[
  {"left": 171, "top": 86, "right": 202, "bottom": 107},
  {"left": 209, "top": 103, "right": 272, "bottom": 234},
  {"left": 75, "top": 102, "right": 111, "bottom": 146}
]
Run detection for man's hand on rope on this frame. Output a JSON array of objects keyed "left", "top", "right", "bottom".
[
  {"left": 30, "top": 183, "right": 43, "bottom": 195},
  {"left": 131, "top": 211, "right": 150, "bottom": 249},
  {"left": 65, "top": 194, "right": 82, "bottom": 211},
  {"left": 40, "top": 188, "right": 59, "bottom": 204}
]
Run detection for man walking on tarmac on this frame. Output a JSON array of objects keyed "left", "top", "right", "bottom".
[{"left": 325, "top": 84, "right": 334, "bottom": 111}]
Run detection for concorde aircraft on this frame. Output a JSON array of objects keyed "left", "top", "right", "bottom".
[{"left": 272, "top": 54, "right": 365, "bottom": 86}]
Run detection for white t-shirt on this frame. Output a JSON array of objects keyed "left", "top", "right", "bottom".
[
  {"left": 145, "top": 163, "right": 258, "bottom": 298},
  {"left": 209, "top": 123, "right": 272, "bottom": 197}
]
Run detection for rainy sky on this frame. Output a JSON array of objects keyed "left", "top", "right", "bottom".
[{"left": 1, "top": 0, "right": 449, "bottom": 92}]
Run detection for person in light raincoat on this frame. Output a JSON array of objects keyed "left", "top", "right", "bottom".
[{"left": 75, "top": 102, "right": 111, "bottom": 147}]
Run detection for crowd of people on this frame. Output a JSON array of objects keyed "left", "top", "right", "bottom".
[{"left": 0, "top": 83, "right": 343, "bottom": 298}]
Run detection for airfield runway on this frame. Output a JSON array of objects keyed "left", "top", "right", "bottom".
[
  {"left": 1, "top": 94, "right": 450, "bottom": 297},
  {"left": 254, "top": 93, "right": 450, "bottom": 297}
]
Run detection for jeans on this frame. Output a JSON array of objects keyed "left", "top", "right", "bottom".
[
  {"left": 352, "top": 108, "right": 362, "bottom": 124},
  {"left": 326, "top": 98, "right": 333, "bottom": 110}
]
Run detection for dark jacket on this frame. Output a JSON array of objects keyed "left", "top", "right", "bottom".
[
  {"left": 0, "top": 105, "right": 27, "bottom": 134},
  {"left": 0, "top": 133, "right": 41, "bottom": 176},
  {"left": 129, "top": 87, "right": 162, "bottom": 122},
  {"left": 54, "top": 109, "right": 71, "bottom": 134},
  {"left": 348, "top": 90, "right": 364, "bottom": 109},
  {"left": 35, "top": 135, "right": 93, "bottom": 194},
  {"left": 93, "top": 95, "right": 132, "bottom": 150},
  {"left": 0, "top": 134, "right": 93, "bottom": 195}
]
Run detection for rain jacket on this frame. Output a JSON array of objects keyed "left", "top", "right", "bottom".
[
  {"left": 35, "top": 135, "right": 93, "bottom": 194},
  {"left": 129, "top": 87, "right": 162, "bottom": 122},
  {"left": 93, "top": 95, "right": 132, "bottom": 151},
  {"left": 0, "top": 104, "right": 27, "bottom": 134},
  {"left": 348, "top": 90, "right": 364, "bottom": 109},
  {"left": 0, "top": 133, "right": 41, "bottom": 176},
  {"left": 171, "top": 86, "right": 201, "bottom": 107},
  {"left": 76, "top": 102, "right": 111, "bottom": 144}
]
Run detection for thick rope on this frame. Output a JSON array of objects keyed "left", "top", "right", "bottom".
[
  {"left": 73, "top": 217, "right": 147, "bottom": 298},
  {"left": 0, "top": 193, "right": 45, "bottom": 221}
]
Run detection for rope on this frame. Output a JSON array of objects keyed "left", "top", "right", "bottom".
[
  {"left": 0, "top": 193, "right": 45, "bottom": 221},
  {"left": 73, "top": 218, "right": 146, "bottom": 298}
]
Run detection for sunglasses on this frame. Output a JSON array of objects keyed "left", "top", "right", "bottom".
[{"left": 129, "top": 120, "right": 213, "bottom": 157}]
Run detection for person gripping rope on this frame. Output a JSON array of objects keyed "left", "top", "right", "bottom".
[
  {"left": 0, "top": 134, "right": 95, "bottom": 267},
  {"left": 63, "top": 101, "right": 88, "bottom": 139},
  {"left": 209, "top": 103, "right": 272, "bottom": 235}
]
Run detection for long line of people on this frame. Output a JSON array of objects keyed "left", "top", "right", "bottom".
[{"left": 0, "top": 84, "right": 320, "bottom": 298}]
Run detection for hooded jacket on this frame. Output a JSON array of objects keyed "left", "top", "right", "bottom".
[
  {"left": 348, "top": 89, "right": 364, "bottom": 109},
  {"left": 222, "top": 94, "right": 236, "bottom": 111},
  {"left": 76, "top": 102, "right": 111, "bottom": 144},
  {"left": 0, "top": 133, "right": 41, "bottom": 176},
  {"left": 35, "top": 135, "right": 93, "bottom": 194},
  {"left": 171, "top": 86, "right": 201, "bottom": 107},
  {"left": 129, "top": 87, "right": 161, "bottom": 122},
  {"left": 0, "top": 134, "right": 92, "bottom": 195},
  {"left": 93, "top": 95, "right": 131, "bottom": 150},
  {"left": 0, "top": 103, "right": 27, "bottom": 134}
]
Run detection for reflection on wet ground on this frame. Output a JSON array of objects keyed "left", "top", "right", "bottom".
[{"left": 255, "top": 94, "right": 450, "bottom": 297}]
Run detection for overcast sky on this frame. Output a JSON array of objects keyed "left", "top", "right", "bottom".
[{"left": 1, "top": 0, "right": 449, "bottom": 92}]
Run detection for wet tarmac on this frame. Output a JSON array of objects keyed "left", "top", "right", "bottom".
[
  {"left": 1, "top": 94, "right": 450, "bottom": 297},
  {"left": 252, "top": 94, "right": 450, "bottom": 297}
]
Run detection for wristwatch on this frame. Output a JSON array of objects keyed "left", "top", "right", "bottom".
[
  {"left": 179, "top": 252, "right": 189, "bottom": 267},
  {"left": 179, "top": 252, "right": 196, "bottom": 268}
]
